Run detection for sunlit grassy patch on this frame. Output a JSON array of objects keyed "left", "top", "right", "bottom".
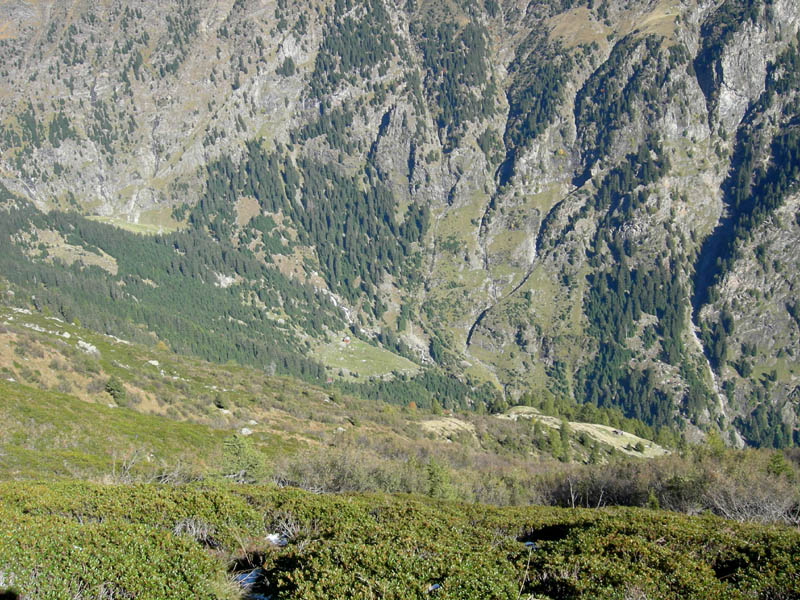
[{"left": 317, "top": 337, "right": 419, "bottom": 378}]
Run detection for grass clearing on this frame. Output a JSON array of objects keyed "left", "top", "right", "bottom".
[
  {"left": 20, "top": 227, "right": 118, "bottom": 275},
  {"left": 317, "top": 337, "right": 419, "bottom": 378},
  {"left": 549, "top": 0, "right": 681, "bottom": 49},
  {"left": 621, "top": 0, "right": 682, "bottom": 39},
  {"left": 526, "top": 185, "right": 565, "bottom": 216},
  {"left": 548, "top": 7, "right": 609, "bottom": 48},
  {"left": 235, "top": 195, "right": 261, "bottom": 226},
  {"left": 435, "top": 194, "right": 486, "bottom": 248},
  {"left": 420, "top": 416, "right": 476, "bottom": 439},
  {"left": 87, "top": 207, "right": 181, "bottom": 235},
  {"left": 487, "top": 228, "right": 528, "bottom": 259}
]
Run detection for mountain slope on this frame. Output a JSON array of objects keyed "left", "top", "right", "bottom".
[
  {"left": 1, "top": 0, "right": 799, "bottom": 446},
  {"left": 1, "top": 302, "right": 673, "bottom": 494}
]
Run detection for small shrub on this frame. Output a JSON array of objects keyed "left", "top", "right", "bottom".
[
  {"left": 173, "top": 518, "right": 218, "bottom": 548},
  {"left": 54, "top": 379, "right": 73, "bottom": 394},
  {"left": 86, "top": 378, "right": 105, "bottom": 394}
]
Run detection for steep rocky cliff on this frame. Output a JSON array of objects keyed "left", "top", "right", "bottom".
[{"left": 1, "top": 0, "right": 799, "bottom": 446}]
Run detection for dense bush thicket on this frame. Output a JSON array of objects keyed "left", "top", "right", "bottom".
[
  {"left": 0, "top": 480, "right": 797, "bottom": 599},
  {"left": 271, "top": 426, "right": 800, "bottom": 525}
]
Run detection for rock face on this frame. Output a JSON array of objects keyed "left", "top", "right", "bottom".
[{"left": 1, "top": 0, "right": 799, "bottom": 446}]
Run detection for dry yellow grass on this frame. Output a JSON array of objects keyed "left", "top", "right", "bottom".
[
  {"left": 623, "top": 0, "right": 682, "bottom": 39},
  {"left": 502, "top": 406, "right": 670, "bottom": 458},
  {"left": 420, "top": 416, "right": 476, "bottom": 439},
  {"left": 235, "top": 196, "right": 261, "bottom": 226},
  {"left": 548, "top": 7, "right": 609, "bottom": 48},
  {"left": 549, "top": 0, "right": 681, "bottom": 48},
  {"left": 0, "top": 21, "right": 15, "bottom": 40}
]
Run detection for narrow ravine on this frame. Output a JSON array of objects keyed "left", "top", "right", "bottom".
[{"left": 466, "top": 185, "right": 570, "bottom": 351}]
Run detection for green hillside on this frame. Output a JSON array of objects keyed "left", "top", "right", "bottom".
[
  {"left": 1, "top": 0, "right": 800, "bottom": 596},
  {"left": 1, "top": 243, "right": 799, "bottom": 600},
  {"left": 0, "top": 302, "right": 667, "bottom": 494}
]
